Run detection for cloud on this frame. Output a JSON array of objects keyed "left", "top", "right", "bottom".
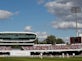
[
  {"left": 24, "top": 26, "right": 32, "bottom": 31},
  {"left": 36, "top": 32, "right": 48, "bottom": 39},
  {"left": 44, "top": 0, "right": 82, "bottom": 29},
  {"left": 52, "top": 21, "right": 82, "bottom": 29},
  {"left": 45, "top": 0, "right": 72, "bottom": 16},
  {"left": 0, "top": 10, "right": 14, "bottom": 19}
]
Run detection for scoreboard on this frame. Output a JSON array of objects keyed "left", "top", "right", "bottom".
[{"left": 70, "top": 37, "right": 81, "bottom": 44}]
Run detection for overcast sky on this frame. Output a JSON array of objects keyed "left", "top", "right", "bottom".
[{"left": 0, "top": 0, "right": 82, "bottom": 42}]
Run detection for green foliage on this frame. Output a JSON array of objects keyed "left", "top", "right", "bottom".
[
  {"left": 34, "top": 35, "right": 64, "bottom": 44},
  {"left": 44, "top": 35, "right": 64, "bottom": 44},
  {"left": 34, "top": 38, "right": 39, "bottom": 44},
  {"left": 56, "top": 38, "right": 65, "bottom": 44},
  {"left": 44, "top": 35, "right": 56, "bottom": 44}
]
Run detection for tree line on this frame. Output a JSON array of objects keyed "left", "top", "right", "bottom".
[{"left": 34, "top": 35, "right": 65, "bottom": 45}]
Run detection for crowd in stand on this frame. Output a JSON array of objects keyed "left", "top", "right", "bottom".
[
  {"left": 0, "top": 44, "right": 82, "bottom": 50},
  {"left": 22, "top": 44, "right": 82, "bottom": 50},
  {"left": 0, "top": 46, "right": 11, "bottom": 50}
]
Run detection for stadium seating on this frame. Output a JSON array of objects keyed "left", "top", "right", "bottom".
[
  {"left": 0, "top": 46, "right": 12, "bottom": 50},
  {"left": 22, "top": 44, "right": 82, "bottom": 50}
]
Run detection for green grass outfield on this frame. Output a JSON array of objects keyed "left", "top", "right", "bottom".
[{"left": 0, "top": 57, "right": 82, "bottom": 61}]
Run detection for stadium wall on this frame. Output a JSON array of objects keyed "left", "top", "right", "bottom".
[
  {"left": 0, "top": 50, "right": 31, "bottom": 56},
  {"left": 10, "top": 50, "right": 31, "bottom": 56}
]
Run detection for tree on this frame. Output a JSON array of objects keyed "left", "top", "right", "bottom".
[
  {"left": 44, "top": 35, "right": 56, "bottom": 45},
  {"left": 34, "top": 38, "right": 39, "bottom": 44},
  {"left": 43, "top": 35, "right": 64, "bottom": 44},
  {"left": 56, "top": 38, "right": 65, "bottom": 44}
]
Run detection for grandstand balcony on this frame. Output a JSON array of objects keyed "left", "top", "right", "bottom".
[
  {"left": 0, "top": 40, "right": 34, "bottom": 42},
  {"left": 0, "top": 43, "right": 34, "bottom": 45}
]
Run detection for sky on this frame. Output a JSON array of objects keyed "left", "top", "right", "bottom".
[{"left": 0, "top": 0, "right": 82, "bottom": 42}]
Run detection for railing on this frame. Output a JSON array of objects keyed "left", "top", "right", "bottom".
[
  {"left": 0, "top": 40, "right": 34, "bottom": 42},
  {"left": 0, "top": 43, "right": 34, "bottom": 45}
]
